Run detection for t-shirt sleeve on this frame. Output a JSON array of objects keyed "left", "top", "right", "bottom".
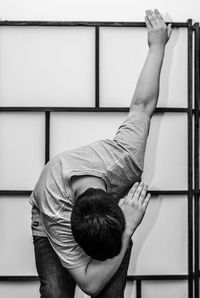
[
  {"left": 41, "top": 211, "right": 91, "bottom": 269},
  {"left": 113, "top": 110, "right": 150, "bottom": 170}
]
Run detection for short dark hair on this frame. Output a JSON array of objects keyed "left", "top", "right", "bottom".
[{"left": 71, "top": 188, "right": 125, "bottom": 261}]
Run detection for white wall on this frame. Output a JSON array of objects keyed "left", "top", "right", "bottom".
[
  {"left": 0, "top": 1, "right": 197, "bottom": 297},
  {"left": 0, "top": 0, "right": 199, "bottom": 22}
]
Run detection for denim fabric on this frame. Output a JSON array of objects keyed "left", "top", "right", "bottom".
[
  {"left": 33, "top": 236, "right": 133, "bottom": 298},
  {"left": 34, "top": 236, "right": 76, "bottom": 298}
]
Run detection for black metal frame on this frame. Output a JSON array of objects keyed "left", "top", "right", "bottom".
[
  {"left": 188, "top": 19, "right": 194, "bottom": 298},
  {"left": 194, "top": 23, "right": 200, "bottom": 298},
  {"left": 0, "top": 20, "right": 196, "bottom": 298}
]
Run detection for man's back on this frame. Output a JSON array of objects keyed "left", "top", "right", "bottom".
[{"left": 30, "top": 110, "right": 150, "bottom": 268}]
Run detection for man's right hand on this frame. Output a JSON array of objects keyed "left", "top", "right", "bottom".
[
  {"left": 119, "top": 182, "right": 151, "bottom": 236},
  {"left": 145, "top": 9, "right": 172, "bottom": 49}
]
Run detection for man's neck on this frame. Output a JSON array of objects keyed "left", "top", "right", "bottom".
[{"left": 71, "top": 175, "right": 107, "bottom": 198}]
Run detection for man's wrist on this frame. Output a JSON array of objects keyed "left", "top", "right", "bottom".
[
  {"left": 149, "top": 44, "right": 165, "bottom": 53},
  {"left": 123, "top": 227, "right": 136, "bottom": 239}
]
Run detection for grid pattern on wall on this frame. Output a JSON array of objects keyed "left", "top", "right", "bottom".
[{"left": 0, "top": 20, "right": 199, "bottom": 298}]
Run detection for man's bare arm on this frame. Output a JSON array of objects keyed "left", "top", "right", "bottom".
[
  {"left": 68, "top": 10, "right": 168, "bottom": 295},
  {"left": 130, "top": 9, "right": 172, "bottom": 118},
  {"left": 68, "top": 182, "right": 151, "bottom": 296}
]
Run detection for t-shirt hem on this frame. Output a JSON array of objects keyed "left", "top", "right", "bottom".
[{"left": 32, "top": 230, "right": 47, "bottom": 237}]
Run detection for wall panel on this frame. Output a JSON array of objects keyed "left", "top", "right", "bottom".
[
  {"left": 142, "top": 113, "right": 187, "bottom": 190},
  {"left": 0, "top": 113, "right": 44, "bottom": 189},
  {"left": 128, "top": 196, "right": 188, "bottom": 275},
  {"left": 0, "top": 282, "right": 40, "bottom": 298},
  {"left": 100, "top": 28, "right": 187, "bottom": 108},
  {"left": 0, "top": 27, "right": 95, "bottom": 107},
  {"left": 142, "top": 281, "right": 188, "bottom": 298},
  {"left": 0, "top": 197, "right": 36, "bottom": 275},
  {"left": 50, "top": 112, "right": 127, "bottom": 157}
]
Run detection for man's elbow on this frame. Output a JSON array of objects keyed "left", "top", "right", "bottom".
[
  {"left": 68, "top": 265, "right": 104, "bottom": 296},
  {"left": 130, "top": 101, "right": 155, "bottom": 118},
  {"left": 82, "top": 282, "right": 102, "bottom": 297}
]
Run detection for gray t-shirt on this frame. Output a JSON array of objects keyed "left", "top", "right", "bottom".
[{"left": 30, "top": 110, "right": 150, "bottom": 269}]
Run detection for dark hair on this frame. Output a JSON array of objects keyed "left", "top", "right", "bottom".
[{"left": 71, "top": 188, "right": 125, "bottom": 260}]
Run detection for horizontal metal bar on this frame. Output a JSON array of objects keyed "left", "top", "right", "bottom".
[
  {"left": 0, "top": 107, "right": 189, "bottom": 113},
  {"left": 0, "top": 21, "right": 188, "bottom": 28},
  {"left": 127, "top": 275, "right": 189, "bottom": 281},
  {"left": 0, "top": 191, "right": 32, "bottom": 196},
  {"left": 0, "top": 275, "right": 189, "bottom": 282},
  {"left": 150, "top": 190, "right": 189, "bottom": 196},
  {"left": 0, "top": 276, "right": 39, "bottom": 281},
  {"left": 0, "top": 190, "right": 190, "bottom": 196}
]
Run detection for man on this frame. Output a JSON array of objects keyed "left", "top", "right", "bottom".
[{"left": 30, "top": 9, "right": 172, "bottom": 298}]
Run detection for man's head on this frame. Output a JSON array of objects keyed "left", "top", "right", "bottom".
[{"left": 71, "top": 188, "right": 125, "bottom": 261}]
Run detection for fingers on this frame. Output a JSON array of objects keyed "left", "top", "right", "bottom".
[
  {"left": 125, "top": 181, "right": 151, "bottom": 209},
  {"left": 143, "top": 193, "right": 151, "bottom": 209},
  {"left": 145, "top": 9, "right": 165, "bottom": 28},
  {"left": 128, "top": 182, "right": 148, "bottom": 200},
  {"left": 138, "top": 184, "right": 148, "bottom": 205},
  {"left": 145, "top": 16, "right": 152, "bottom": 31},
  {"left": 154, "top": 9, "right": 164, "bottom": 22},
  {"left": 134, "top": 182, "right": 145, "bottom": 200},
  {"left": 130, "top": 182, "right": 151, "bottom": 206},
  {"left": 146, "top": 10, "right": 158, "bottom": 27},
  {"left": 167, "top": 23, "right": 172, "bottom": 38},
  {"left": 128, "top": 182, "right": 139, "bottom": 197},
  {"left": 120, "top": 182, "right": 138, "bottom": 206}
]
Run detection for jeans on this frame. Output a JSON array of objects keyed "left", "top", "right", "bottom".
[{"left": 33, "top": 236, "right": 133, "bottom": 298}]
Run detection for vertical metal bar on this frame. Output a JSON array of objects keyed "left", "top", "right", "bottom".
[
  {"left": 194, "top": 22, "right": 200, "bottom": 298},
  {"left": 136, "top": 280, "right": 141, "bottom": 298},
  {"left": 95, "top": 26, "right": 100, "bottom": 108},
  {"left": 187, "top": 19, "right": 194, "bottom": 298},
  {"left": 45, "top": 111, "right": 50, "bottom": 164}
]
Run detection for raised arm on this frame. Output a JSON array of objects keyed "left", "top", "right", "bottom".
[
  {"left": 130, "top": 9, "right": 172, "bottom": 118},
  {"left": 68, "top": 182, "right": 150, "bottom": 296}
]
